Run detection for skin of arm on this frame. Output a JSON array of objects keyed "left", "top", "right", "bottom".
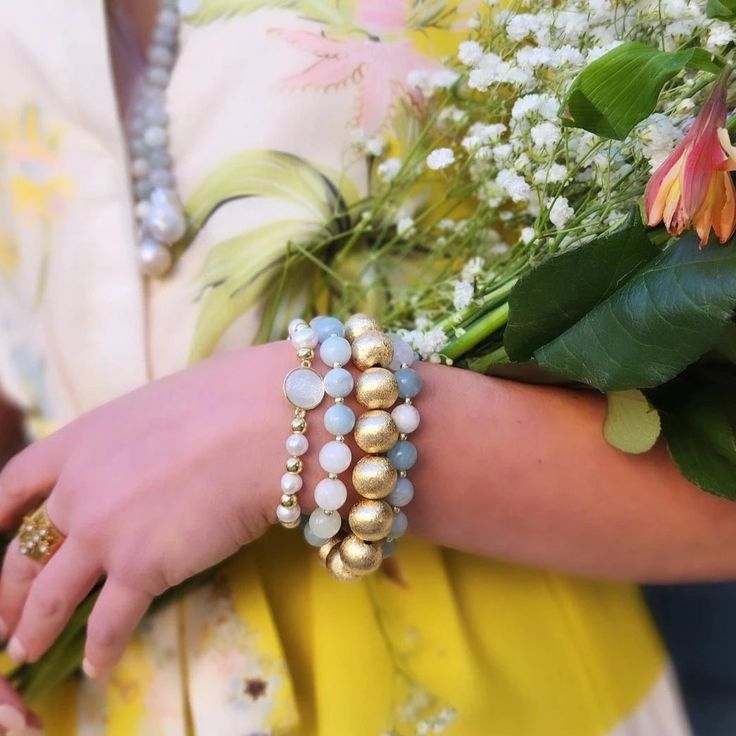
[{"left": 0, "top": 339, "right": 729, "bottom": 684}]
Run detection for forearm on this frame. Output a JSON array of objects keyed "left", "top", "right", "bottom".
[{"left": 266, "top": 340, "right": 736, "bottom": 583}]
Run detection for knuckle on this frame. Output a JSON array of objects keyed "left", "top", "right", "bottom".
[{"left": 31, "top": 589, "right": 64, "bottom": 619}]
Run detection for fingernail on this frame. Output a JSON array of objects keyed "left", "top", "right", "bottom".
[
  {"left": 0, "top": 616, "right": 8, "bottom": 641},
  {"left": 0, "top": 705, "right": 25, "bottom": 731},
  {"left": 7, "top": 637, "right": 26, "bottom": 664},
  {"left": 82, "top": 658, "right": 98, "bottom": 679}
]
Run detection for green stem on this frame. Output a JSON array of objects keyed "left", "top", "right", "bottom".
[
  {"left": 442, "top": 302, "right": 509, "bottom": 360},
  {"left": 436, "top": 276, "right": 519, "bottom": 332}
]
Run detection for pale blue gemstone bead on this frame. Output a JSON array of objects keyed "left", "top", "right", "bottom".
[
  {"left": 389, "top": 335, "right": 416, "bottom": 370},
  {"left": 324, "top": 403, "right": 356, "bottom": 436},
  {"left": 391, "top": 510, "right": 408, "bottom": 538},
  {"left": 387, "top": 477, "right": 414, "bottom": 507},
  {"left": 388, "top": 440, "right": 417, "bottom": 471},
  {"left": 320, "top": 335, "right": 351, "bottom": 367},
  {"left": 382, "top": 539, "right": 396, "bottom": 557},
  {"left": 311, "top": 316, "right": 345, "bottom": 342},
  {"left": 323, "top": 367, "right": 354, "bottom": 398},
  {"left": 304, "top": 523, "right": 331, "bottom": 548},
  {"left": 395, "top": 368, "right": 422, "bottom": 399}
]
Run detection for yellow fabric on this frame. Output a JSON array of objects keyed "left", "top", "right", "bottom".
[{"left": 34, "top": 529, "right": 666, "bottom": 735}]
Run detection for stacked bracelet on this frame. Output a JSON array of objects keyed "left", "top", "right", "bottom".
[
  {"left": 276, "top": 319, "right": 325, "bottom": 528},
  {"left": 307, "top": 317, "right": 355, "bottom": 543}
]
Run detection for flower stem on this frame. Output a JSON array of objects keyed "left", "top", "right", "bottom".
[{"left": 442, "top": 302, "right": 509, "bottom": 360}]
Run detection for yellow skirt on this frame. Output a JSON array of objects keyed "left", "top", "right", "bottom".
[{"left": 33, "top": 528, "right": 667, "bottom": 735}]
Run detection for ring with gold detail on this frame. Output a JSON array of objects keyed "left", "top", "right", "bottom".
[{"left": 16, "top": 505, "right": 65, "bottom": 563}]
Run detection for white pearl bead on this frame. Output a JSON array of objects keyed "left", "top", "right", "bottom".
[
  {"left": 131, "top": 158, "right": 150, "bottom": 179},
  {"left": 149, "top": 45, "right": 174, "bottom": 68},
  {"left": 280, "top": 472, "right": 303, "bottom": 494},
  {"left": 391, "top": 404, "right": 420, "bottom": 434},
  {"left": 288, "top": 318, "right": 307, "bottom": 336},
  {"left": 319, "top": 440, "right": 352, "bottom": 474},
  {"left": 286, "top": 433, "right": 309, "bottom": 456},
  {"left": 276, "top": 503, "right": 301, "bottom": 524},
  {"left": 291, "top": 326, "right": 319, "bottom": 350},
  {"left": 314, "top": 478, "right": 347, "bottom": 511},
  {"left": 135, "top": 200, "right": 151, "bottom": 220},
  {"left": 143, "top": 125, "right": 168, "bottom": 148},
  {"left": 138, "top": 239, "right": 172, "bottom": 277},
  {"left": 309, "top": 508, "right": 342, "bottom": 538},
  {"left": 145, "top": 188, "right": 187, "bottom": 243}
]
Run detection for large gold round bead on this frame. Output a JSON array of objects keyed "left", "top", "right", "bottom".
[
  {"left": 349, "top": 499, "right": 394, "bottom": 541},
  {"left": 339, "top": 534, "right": 383, "bottom": 575},
  {"left": 352, "top": 455, "right": 398, "bottom": 499},
  {"left": 344, "top": 313, "right": 381, "bottom": 343},
  {"left": 355, "top": 367, "right": 399, "bottom": 409},
  {"left": 351, "top": 331, "right": 394, "bottom": 370},
  {"left": 317, "top": 537, "right": 341, "bottom": 566},
  {"left": 354, "top": 410, "right": 399, "bottom": 454},
  {"left": 326, "top": 546, "right": 358, "bottom": 581}
]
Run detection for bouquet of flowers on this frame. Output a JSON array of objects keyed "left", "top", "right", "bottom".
[{"left": 12, "top": 0, "right": 736, "bottom": 701}]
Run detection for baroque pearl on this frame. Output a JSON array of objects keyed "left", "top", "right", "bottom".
[
  {"left": 391, "top": 404, "right": 420, "bottom": 434},
  {"left": 288, "top": 318, "right": 307, "bottom": 336},
  {"left": 354, "top": 410, "right": 399, "bottom": 454},
  {"left": 285, "top": 433, "right": 308, "bottom": 456},
  {"left": 352, "top": 455, "right": 397, "bottom": 499},
  {"left": 314, "top": 478, "right": 348, "bottom": 511},
  {"left": 319, "top": 441, "right": 352, "bottom": 474},
  {"left": 291, "top": 326, "right": 319, "bottom": 350},
  {"left": 138, "top": 238, "right": 172, "bottom": 277},
  {"left": 276, "top": 503, "right": 301, "bottom": 525},
  {"left": 351, "top": 331, "right": 394, "bottom": 371},
  {"left": 355, "top": 367, "right": 399, "bottom": 409},
  {"left": 349, "top": 499, "right": 394, "bottom": 541},
  {"left": 145, "top": 187, "right": 186, "bottom": 243},
  {"left": 280, "top": 472, "right": 303, "bottom": 494}
]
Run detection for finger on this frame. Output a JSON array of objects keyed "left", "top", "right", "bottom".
[
  {"left": 0, "top": 433, "right": 68, "bottom": 529},
  {"left": 9, "top": 540, "right": 101, "bottom": 664},
  {"left": 0, "top": 676, "right": 42, "bottom": 734},
  {"left": 0, "top": 539, "right": 42, "bottom": 640},
  {"left": 83, "top": 578, "right": 152, "bottom": 676}
]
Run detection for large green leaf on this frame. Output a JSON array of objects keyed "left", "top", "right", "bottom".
[
  {"left": 562, "top": 42, "right": 720, "bottom": 140},
  {"left": 706, "top": 0, "right": 736, "bottom": 18},
  {"left": 184, "top": 0, "right": 354, "bottom": 29},
  {"left": 648, "top": 367, "right": 736, "bottom": 499},
  {"left": 505, "top": 212, "right": 658, "bottom": 361},
  {"left": 535, "top": 233, "right": 736, "bottom": 391},
  {"left": 190, "top": 220, "right": 323, "bottom": 362}
]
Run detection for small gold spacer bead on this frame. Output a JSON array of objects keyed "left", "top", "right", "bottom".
[
  {"left": 297, "top": 347, "right": 314, "bottom": 361},
  {"left": 286, "top": 456, "right": 303, "bottom": 474},
  {"left": 281, "top": 494, "right": 297, "bottom": 507},
  {"left": 294, "top": 408, "right": 306, "bottom": 418},
  {"left": 291, "top": 416, "right": 307, "bottom": 433},
  {"left": 399, "top": 470, "right": 407, "bottom": 478}
]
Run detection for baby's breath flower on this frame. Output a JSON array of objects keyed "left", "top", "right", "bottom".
[
  {"left": 377, "top": 157, "right": 402, "bottom": 182},
  {"left": 520, "top": 226, "right": 536, "bottom": 244},
  {"left": 426, "top": 148, "right": 456, "bottom": 170},
  {"left": 458, "top": 40, "right": 484, "bottom": 66},
  {"left": 530, "top": 121, "right": 561, "bottom": 150},
  {"left": 452, "top": 280, "right": 475, "bottom": 310},
  {"left": 396, "top": 216, "right": 416, "bottom": 236},
  {"left": 496, "top": 168, "right": 531, "bottom": 202},
  {"left": 548, "top": 196, "right": 575, "bottom": 229}
]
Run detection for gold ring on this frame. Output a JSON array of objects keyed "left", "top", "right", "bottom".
[{"left": 16, "top": 504, "right": 65, "bottom": 563}]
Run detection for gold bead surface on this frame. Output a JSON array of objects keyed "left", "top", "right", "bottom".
[
  {"left": 339, "top": 534, "right": 383, "bottom": 575},
  {"left": 291, "top": 416, "right": 307, "bottom": 433},
  {"left": 351, "top": 331, "right": 394, "bottom": 370},
  {"left": 355, "top": 367, "right": 399, "bottom": 409},
  {"left": 318, "top": 537, "right": 341, "bottom": 566},
  {"left": 354, "top": 410, "right": 399, "bottom": 454},
  {"left": 349, "top": 499, "right": 394, "bottom": 541},
  {"left": 344, "top": 313, "right": 381, "bottom": 343},
  {"left": 326, "top": 546, "right": 359, "bottom": 581},
  {"left": 296, "top": 347, "right": 314, "bottom": 361},
  {"left": 281, "top": 517, "right": 301, "bottom": 529},
  {"left": 280, "top": 493, "right": 297, "bottom": 507},
  {"left": 286, "top": 456, "right": 303, "bottom": 474},
  {"left": 352, "top": 455, "right": 398, "bottom": 499}
]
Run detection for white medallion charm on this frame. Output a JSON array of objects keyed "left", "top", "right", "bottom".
[{"left": 283, "top": 367, "right": 325, "bottom": 410}]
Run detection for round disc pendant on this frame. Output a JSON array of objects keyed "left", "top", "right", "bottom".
[{"left": 283, "top": 367, "right": 325, "bottom": 410}]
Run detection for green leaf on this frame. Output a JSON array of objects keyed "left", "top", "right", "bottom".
[
  {"left": 505, "top": 211, "right": 658, "bottom": 361},
  {"left": 184, "top": 0, "right": 354, "bottom": 29},
  {"left": 562, "top": 42, "right": 720, "bottom": 139},
  {"left": 707, "top": 0, "right": 736, "bottom": 18},
  {"left": 604, "top": 389, "right": 661, "bottom": 454},
  {"left": 648, "top": 366, "right": 736, "bottom": 499},
  {"left": 534, "top": 232, "right": 736, "bottom": 391},
  {"left": 190, "top": 220, "right": 323, "bottom": 362}
]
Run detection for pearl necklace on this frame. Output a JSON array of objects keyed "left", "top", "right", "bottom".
[{"left": 124, "top": 0, "right": 186, "bottom": 278}]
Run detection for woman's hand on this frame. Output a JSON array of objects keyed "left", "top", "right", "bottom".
[{"left": 0, "top": 341, "right": 301, "bottom": 678}]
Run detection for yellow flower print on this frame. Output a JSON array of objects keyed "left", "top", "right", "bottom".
[
  {"left": 0, "top": 231, "right": 19, "bottom": 272},
  {"left": 0, "top": 104, "right": 72, "bottom": 219}
]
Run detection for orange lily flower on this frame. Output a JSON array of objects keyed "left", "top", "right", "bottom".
[{"left": 645, "top": 75, "right": 736, "bottom": 246}]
